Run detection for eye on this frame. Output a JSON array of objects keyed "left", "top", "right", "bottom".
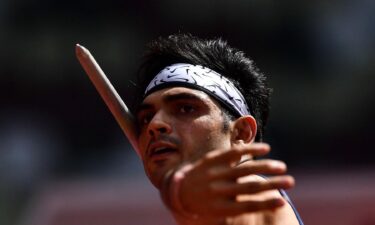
[
  {"left": 180, "top": 104, "right": 195, "bottom": 113},
  {"left": 142, "top": 116, "right": 151, "bottom": 124},
  {"left": 137, "top": 112, "right": 153, "bottom": 126}
]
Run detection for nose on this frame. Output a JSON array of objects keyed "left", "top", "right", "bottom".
[{"left": 147, "top": 111, "right": 172, "bottom": 137}]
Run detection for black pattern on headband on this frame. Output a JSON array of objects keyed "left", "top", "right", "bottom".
[{"left": 144, "top": 63, "right": 251, "bottom": 116}]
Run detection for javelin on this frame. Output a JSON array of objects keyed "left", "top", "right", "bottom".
[{"left": 75, "top": 44, "right": 139, "bottom": 155}]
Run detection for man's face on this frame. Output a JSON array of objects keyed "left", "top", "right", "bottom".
[{"left": 137, "top": 87, "right": 232, "bottom": 188}]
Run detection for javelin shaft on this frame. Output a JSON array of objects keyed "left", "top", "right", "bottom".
[{"left": 75, "top": 44, "right": 139, "bottom": 154}]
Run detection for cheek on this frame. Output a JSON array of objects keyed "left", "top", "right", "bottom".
[
  {"left": 178, "top": 115, "right": 230, "bottom": 155},
  {"left": 137, "top": 133, "right": 148, "bottom": 158}
]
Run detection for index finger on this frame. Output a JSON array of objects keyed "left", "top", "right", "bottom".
[{"left": 199, "top": 143, "right": 271, "bottom": 167}]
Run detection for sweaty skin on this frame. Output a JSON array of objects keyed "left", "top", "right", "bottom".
[
  {"left": 137, "top": 87, "right": 299, "bottom": 225},
  {"left": 137, "top": 87, "right": 231, "bottom": 187}
]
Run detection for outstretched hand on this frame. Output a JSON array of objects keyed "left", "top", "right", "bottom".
[{"left": 162, "top": 143, "right": 295, "bottom": 220}]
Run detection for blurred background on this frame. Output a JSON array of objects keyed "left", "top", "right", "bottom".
[{"left": 1, "top": 0, "right": 374, "bottom": 224}]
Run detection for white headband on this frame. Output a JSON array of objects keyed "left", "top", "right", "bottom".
[{"left": 144, "top": 63, "right": 251, "bottom": 116}]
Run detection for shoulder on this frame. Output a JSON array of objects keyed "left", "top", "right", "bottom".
[{"left": 234, "top": 175, "right": 300, "bottom": 225}]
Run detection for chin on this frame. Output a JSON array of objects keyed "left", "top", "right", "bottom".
[
  {"left": 145, "top": 165, "right": 173, "bottom": 189},
  {"left": 145, "top": 156, "right": 182, "bottom": 188}
]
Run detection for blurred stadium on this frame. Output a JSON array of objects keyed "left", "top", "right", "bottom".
[{"left": 0, "top": 1, "right": 374, "bottom": 224}]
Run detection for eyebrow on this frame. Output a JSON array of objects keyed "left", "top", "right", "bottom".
[{"left": 137, "top": 92, "right": 206, "bottom": 114}]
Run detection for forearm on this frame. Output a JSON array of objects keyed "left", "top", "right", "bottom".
[{"left": 158, "top": 145, "right": 298, "bottom": 225}]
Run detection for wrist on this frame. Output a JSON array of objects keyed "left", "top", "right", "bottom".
[
  {"left": 160, "top": 168, "right": 175, "bottom": 209},
  {"left": 170, "top": 164, "right": 199, "bottom": 219}
]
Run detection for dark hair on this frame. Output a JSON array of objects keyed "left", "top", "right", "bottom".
[{"left": 134, "top": 33, "right": 271, "bottom": 141}]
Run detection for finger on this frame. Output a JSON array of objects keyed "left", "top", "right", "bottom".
[
  {"left": 201, "top": 143, "right": 271, "bottom": 167},
  {"left": 211, "top": 175, "right": 295, "bottom": 196},
  {"left": 208, "top": 159, "right": 287, "bottom": 179},
  {"left": 215, "top": 198, "right": 285, "bottom": 216}
]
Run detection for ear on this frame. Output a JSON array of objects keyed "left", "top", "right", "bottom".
[{"left": 231, "top": 116, "right": 257, "bottom": 146}]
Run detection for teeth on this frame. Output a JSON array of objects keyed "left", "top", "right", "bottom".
[
  {"left": 152, "top": 147, "right": 176, "bottom": 155},
  {"left": 154, "top": 147, "right": 167, "bottom": 152}
]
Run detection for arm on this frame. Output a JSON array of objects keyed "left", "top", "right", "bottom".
[{"left": 160, "top": 143, "right": 298, "bottom": 225}]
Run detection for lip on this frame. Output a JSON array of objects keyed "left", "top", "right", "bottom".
[{"left": 147, "top": 141, "right": 178, "bottom": 159}]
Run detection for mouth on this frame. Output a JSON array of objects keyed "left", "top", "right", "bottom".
[
  {"left": 152, "top": 147, "right": 176, "bottom": 155},
  {"left": 148, "top": 142, "right": 178, "bottom": 160}
]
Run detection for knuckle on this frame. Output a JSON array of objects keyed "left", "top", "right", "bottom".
[
  {"left": 207, "top": 165, "right": 228, "bottom": 179},
  {"left": 232, "top": 148, "right": 243, "bottom": 155},
  {"left": 208, "top": 182, "right": 218, "bottom": 192},
  {"left": 203, "top": 152, "right": 214, "bottom": 161},
  {"left": 235, "top": 166, "right": 249, "bottom": 176},
  {"left": 206, "top": 168, "right": 217, "bottom": 178},
  {"left": 250, "top": 181, "right": 264, "bottom": 192},
  {"left": 263, "top": 160, "right": 287, "bottom": 171},
  {"left": 245, "top": 203, "right": 261, "bottom": 212}
]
